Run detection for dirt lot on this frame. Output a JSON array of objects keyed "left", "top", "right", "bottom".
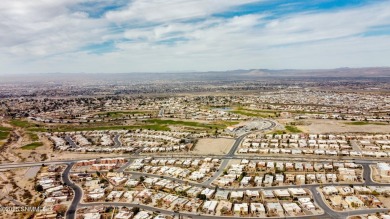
[
  {"left": 0, "top": 168, "right": 40, "bottom": 207},
  {"left": 371, "top": 166, "right": 390, "bottom": 183},
  {"left": 292, "top": 119, "right": 390, "bottom": 133},
  {"left": 378, "top": 196, "right": 390, "bottom": 208},
  {"left": 190, "top": 138, "right": 235, "bottom": 155}
]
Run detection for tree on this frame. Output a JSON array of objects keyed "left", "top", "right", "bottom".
[
  {"left": 156, "top": 199, "right": 163, "bottom": 207},
  {"left": 131, "top": 207, "right": 140, "bottom": 214},
  {"left": 197, "top": 194, "right": 207, "bottom": 200},
  {"left": 372, "top": 190, "right": 379, "bottom": 196},
  {"left": 35, "top": 184, "right": 43, "bottom": 192}
]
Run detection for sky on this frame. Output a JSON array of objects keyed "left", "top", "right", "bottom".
[{"left": 1, "top": 0, "right": 390, "bottom": 74}]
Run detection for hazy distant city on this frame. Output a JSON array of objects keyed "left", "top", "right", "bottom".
[
  {"left": 2, "top": 0, "right": 390, "bottom": 219},
  {"left": 1, "top": 68, "right": 390, "bottom": 219}
]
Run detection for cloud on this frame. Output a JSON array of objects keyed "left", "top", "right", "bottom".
[
  {"left": 0, "top": 0, "right": 110, "bottom": 57},
  {"left": 0, "top": 0, "right": 390, "bottom": 73},
  {"left": 105, "top": 0, "right": 262, "bottom": 23}
]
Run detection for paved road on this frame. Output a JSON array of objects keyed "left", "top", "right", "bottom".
[
  {"left": 203, "top": 120, "right": 276, "bottom": 185},
  {"left": 124, "top": 163, "right": 390, "bottom": 192},
  {"left": 2, "top": 119, "right": 390, "bottom": 219},
  {"left": 201, "top": 134, "right": 252, "bottom": 185},
  {"left": 0, "top": 154, "right": 386, "bottom": 170},
  {"left": 64, "top": 136, "right": 77, "bottom": 148},
  {"left": 117, "top": 159, "right": 134, "bottom": 172},
  {"left": 202, "top": 159, "right": 229, "bottom": 186},
  {"left": 64, "top": 119, "right": 277, "bottom": 218},
  {"left": 127, "top": 171, "right": 211, "bottom": 188},
  {"left": 71, "top": 155, "right": 390, "bottom": 219},
  {"left": 225, "top": 120, "right": 276, "bottom": 158},
  {"left": 350, "top": 140, "right": 362, "bottom": 152},
  {"left": 0, "top": 156, "right": 306, "bottom": 170},
  {"left": 309, "top": 186, "right": 390, "bottom": 218},
  {"left": 307, "top": 166, "right": 389, "bottom": 219},
  {"left": 359, "top": 163, "right": 381, "bottom": 186},
  {"left": 227, "top": 133, "right": 250, "bottom": 156},
  {"left": 309, "top": 186, "right": 344, "bottom": 219},
  {"left": 113, "top": 135, "right": 122, "bottom": 147},
  {"left": 79, "top": 202, "right": 331, "bottom": 219},
  {"left": 158, "top": 108, "right": 164, "bottom": 117},
  {"left": 62, "top": 163, "right": 83, "bottom": 219},
  {"left": 227, "top": 120, "right": 276, "bottom": 157}
]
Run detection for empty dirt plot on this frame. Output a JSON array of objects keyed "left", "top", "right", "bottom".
[
  {"left": 378, "top": 196, "right": 390, "bottom": 209},
  {"left": 371, "top": 166, "right": 390, "bottom": 183},
  {"left": 24, "top": 166, "right": 40, "bottom": 179},
  {"left": 191, "top": 138, "right": 235, "bottom": 155},
  {"left": 296, "top": 119, "right": 390, "bottom": 133}
]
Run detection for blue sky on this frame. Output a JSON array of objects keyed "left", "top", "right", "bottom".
[{"left": 0, "top": 0, "right": 389, "bottom": 74}]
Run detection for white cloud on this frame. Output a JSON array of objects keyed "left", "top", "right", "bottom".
[
  {"left": 0, "top": 0, "right": 108, "bottom": 56},
  {"left": 0, "top": 0, "right": 390, "bottom": 73},
  {"left": 259, "top": 3, "right": 390, "bottom": 45},
  {"left": 105, "top": 0, "right": 262, "bottom": 23}
]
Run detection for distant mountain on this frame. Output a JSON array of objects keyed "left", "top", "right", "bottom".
[
  {"left": 169, "top": 67, "right": 390, "bottom": 78},
  {"left": 238, "top": 67, "right": 390, "bottom": 77},
  {"left": 1, "top": 67, "right": 390, "bottom": 84}
]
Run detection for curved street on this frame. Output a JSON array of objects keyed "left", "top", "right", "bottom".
[
  {"left": 113, "top": 134, "right": 122, "bottom": 147},
  {"left": 62, "top": 163, "right": 83, "bottom": 219},
  {"left": 71, "top": 164, "right": 389, "bottom": 219},
  {"left": 1, "top": 119, "right": 389, "bottom": 219}
]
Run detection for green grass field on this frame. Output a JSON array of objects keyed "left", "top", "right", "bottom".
[
  {"left": 9, "top": 118, "right": 172, "bottom": 133},
  {"left": 48, "top": 124, "right": 170, "bottom": 132},
  {"left": 0, "top": 131, "right": 10, "bottom": 140},
  {"left": 27, "top": 132, "right": 39, "bottom": 141},
  {"left": 0, "top": 126, "right": 11, "bottom": 140},
  {"left": 98, "top": 111, "right": 156, "bottom": 118},
  {"left": 345, "top": 121, "right": 387, "bottom": 126},
  {"left": 269, "top": 130, "right": 287, "bottom": 135},
  {"left": 21, "top": 142, "right": 43, "bottom": 150},
  {"left": 10, "top": 120, "right": 47, "bottom": 132},
  {"left": 0, "top": 127, "right": 12, "bottom": 132},
  {"left": 145, "top": 119, "right": 230, "bottom": 129},
  {"left": 27, "top": 127, "right": 48, "bottom": 132},
  {"left": 8, "top": 117, "right": 239, "bottom": 134},
  {"left": 10, "top": 119, "right": 32, "bottom": 128},
  {"left": 228, "top": 106, "right": 324, "bottom": 116},
  {"left": 9, "top": 119, "right": 47, "bottom": 132},
  {"left": 219, "top": 121, "right": 240, "bottom": 126},
  {"left": 230, "top": 110, "right": 259, "bottom": 117},
  {"left": 285, "top": 125, "right": 303, "bottom": 133},
  {"left": 0, "top": 126, "right": 12, "bottom": 141},
  {"left": 229, "top": 107, "right": 276, "bottom": 118}
]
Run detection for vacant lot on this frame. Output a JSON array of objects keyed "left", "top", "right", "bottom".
[
  {"left": 21, "top": 142, "right": 43, "bottom": 150},
  {"left": 191, "top": 138, "right": 235, "bottom": 155},
  {"left": 0, "top": 131, "right": 9, "bottom": 141},
  {"left": 97, "top": 110, "right": 158, "bottom": 118},
  {"left": 296, "top": 119, "right": 390, "bottom": 133},
  {"left": 0, "top": 126, "right": 11, "bottom": 141},
  {"left": 230, "top": 107, "right": 276, "bottom": 118},
  {"left": 145, "top": 119, "right": 234, "bottom": 130},
  {"left": 24, "top": 166, "right": 41, "bottom": 179},
  {"left": 371, "top": 166, "right": 390, "bottom": 183},
  {"left": 285, "top": 125, "right": 303, "bottom": 133},
  {"left": 378, "top": 196, "right": 390, "bottom": 209}
]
